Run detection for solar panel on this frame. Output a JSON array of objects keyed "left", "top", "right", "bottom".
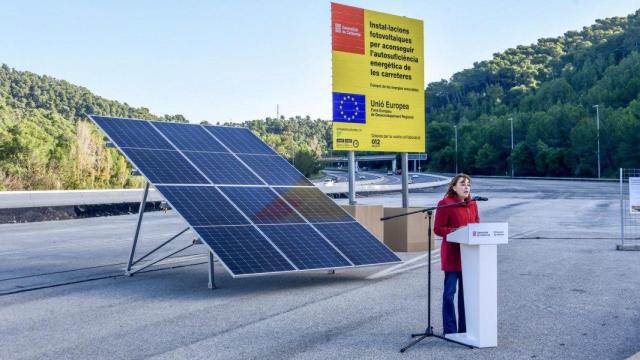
[
  {"left": 219, "top": 186, "right": 304, "bottom": 224},
  {"left": 88, "top": 115, "right": 401, "bottom": 278},
  {"left": 155, "top": 186, "right": 248, "bottom": 226},
  {"left": 238, "top": 154, "right": 313, "bottom": 186},
  {"left": 275, "top": 187, "right": 354, "bottom": 223},
  {"left": 258, "top": 224, "right": 352, "bottom": 270},
  {"left": 182, "top": 151, "right": 263, "bottom": 185},
  {"left": 122, "top": 148, "right": 209, "bottom": 184},
  {"left": 152, "top": 122, "right": 229, "bottom": 153},
  {"left": 204, "top": 126, "right": 277, "bottom": 155},
  {"left": 314, "top": 222, "right": 402, "bottom": 265},
  {"left": 194, "top": 225, "right": 295, "bottom": 275},
  {"left": 92, "top": 116, "right": 173, "bottom": 150}
]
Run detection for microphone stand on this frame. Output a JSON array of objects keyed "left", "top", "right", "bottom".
[{"left": 381, "top": 198, "right": 481, "bottom": 352}]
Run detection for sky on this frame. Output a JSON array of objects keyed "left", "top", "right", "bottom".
[{"left": 2, "top": 1, "right": 639, "bottom": 123}]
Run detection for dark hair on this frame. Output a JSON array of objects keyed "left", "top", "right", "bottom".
[{"left": 446, "top": 173, "right": 472, "bottom": 199}]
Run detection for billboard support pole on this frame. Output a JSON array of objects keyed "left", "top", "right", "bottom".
[
  {"left": 402, "top": 152, "right": 409, "bottom": 208},
  {"left": 348, "top": 151, "right": 356, "bottom": 205}
]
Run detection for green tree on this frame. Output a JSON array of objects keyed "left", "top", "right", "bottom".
[{"left": 293, "top": 148, "right": 322, "bottom": 177}]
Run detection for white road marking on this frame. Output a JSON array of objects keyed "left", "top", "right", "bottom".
[{"left": 366, "top": 250, "right": 440, "bottom": 279}]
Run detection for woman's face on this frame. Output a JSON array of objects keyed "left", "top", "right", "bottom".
[{"left": 452, "top": 177, "right": 471, "bottom": 199}]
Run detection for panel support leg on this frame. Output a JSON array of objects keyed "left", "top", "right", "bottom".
[
  {"left": 208, "top": 252, "right": 217, "bottom": 289},
  {"left": 128, "top": 243, "right": 195, "bottom": 275},
  {"left": 126, "top": 182, "right": 150, "bottom": 276}
]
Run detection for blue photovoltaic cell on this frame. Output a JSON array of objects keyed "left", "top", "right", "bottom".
[
  {"left": 90, "top": 115, "right": 174, "bottom": 150},
  {"left": 194, "top": 225, "right": 295, "bottom": 275},
  {"left": 219, "top": 187, "right": 303, "bottom": 224},
  {"left": 314, "top": 222, "right": 401, "bottom": 266},
  {"left": 89, "top": 115, "right": 402, "bottom": 277},
  {"left": 122, "top": 148, "right": 209, "bottom": 184},
  {"left": 152, "top": 121, "right": 229, "bottom": 153},
  {"left": 238, "top": 155, "right": 313, "bottom": 186},
  {"left": 275, "top": 187, "right": 353, "bottom": 223},
  {"left": 155, "top": 186, "right": 248, "bottom": 226},
  {"left": 258, "top": 224, "right": 351, "bottom": 270},
  {"left": 204, "top": 126, "right": 277, "bottom": 155},
  {"left": 182, "top": 151, "right": 263, "bottom": 185}
]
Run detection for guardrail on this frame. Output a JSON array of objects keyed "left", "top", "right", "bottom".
[
  {"left": 431, "top": 172, "right": 618, "bottom": 183},
  {"left": 315, "top": 173, "right": 450, "bottom": 194},
  {"left": 0, "top": 189, "right": 164, "bottom": 209}
]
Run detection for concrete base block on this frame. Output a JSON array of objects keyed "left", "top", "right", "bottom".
[
  {"left": 382, "top": 207, "right": 435, "bottom": 252},
  {"left": 341, "top": 204, "right": 384, "bottom": 242},
  {"left": 616, "top": 244, "right": 640, "bottom": 251}
]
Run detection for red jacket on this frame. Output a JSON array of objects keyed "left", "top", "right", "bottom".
[{"left": 433, "top": 195, "right": 480, "bottom": 272}]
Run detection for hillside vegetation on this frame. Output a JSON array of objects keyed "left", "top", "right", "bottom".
[
  {"left": 426, "top": 10, "right": 640, "bottom": 177},
  {"left": 0, "top": 64, "right": 189, "bottom": 190},
  {"left": 0, "top": 65, "right": 329, "bottom": 190}
]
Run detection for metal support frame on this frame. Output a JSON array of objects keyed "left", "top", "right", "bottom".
[
  {"left": 348, "top": 151, "right": 356, "bottom": 205},
  {"left": 401, "top": 152, "right": 409, "bottom": 208},
  {"left": 125, "top": 227, "right": 190, "bottom": 275},
  {"left": 126, "top": 182, "right": 150, "bottom": 274},
  {"left": 619, "top": 168, "right": 640, "bottom": 251},
  {"left": 124, "top": 182, "right": 217, "bottom": 288},
  {"left": 128, "top": 242, "right": 196, "bottom": 276},
  {"left": 208, "top": 252, "right": 216, "bottom": 289}
]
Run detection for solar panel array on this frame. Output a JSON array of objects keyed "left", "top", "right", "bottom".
[{"left": 89, "top": 115, "right": 401, "bottom": 277}]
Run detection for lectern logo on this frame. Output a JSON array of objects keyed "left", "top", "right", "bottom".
[{"left": 473, "top": 231, "right": 491, "bottom": 237}]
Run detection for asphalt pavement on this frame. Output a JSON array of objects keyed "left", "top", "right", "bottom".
[{"left": 0, "top": 178, "right": 638, "bottom": 359}]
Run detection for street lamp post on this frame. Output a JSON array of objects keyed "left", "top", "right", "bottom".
[
  {"left": 593, "top": 105, "right": 601, "bottom": 179},
  {"left": 454, "top": 125, "right": 458, "bottom": 174},
  {"left": 509, "top": 117, "right": 514, "bottom": 178}
]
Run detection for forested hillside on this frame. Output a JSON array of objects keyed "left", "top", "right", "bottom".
[
  {"left": 426, "top": 10, "right": 640, "bottom": 177},
  {"left": 0, "top": 64, "right": 189, "bottom": 190},
  {"left": 0, "top": 65, "right": 330, "bottom": 190}
]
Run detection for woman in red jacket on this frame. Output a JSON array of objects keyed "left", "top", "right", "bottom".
[{"left": 434, "top": 173, "right": 479, "bottom": 335}]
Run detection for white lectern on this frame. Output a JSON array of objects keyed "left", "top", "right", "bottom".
[{"left": 445, "top": 222, "right": 508, "bottom": 348}]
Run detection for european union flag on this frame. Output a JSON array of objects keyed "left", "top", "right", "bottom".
[{"left": 333, "top": 92, "right": 366, "bottom": 124}]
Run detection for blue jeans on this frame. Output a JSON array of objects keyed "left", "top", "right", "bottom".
[{"left": 442, "top": 271, "right": 466, "bottom": 334}]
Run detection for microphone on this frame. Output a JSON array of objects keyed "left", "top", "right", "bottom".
[{"left": 473, "top": 196, "right": 488, "bottom": 201}]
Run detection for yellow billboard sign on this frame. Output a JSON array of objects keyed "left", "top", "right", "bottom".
[{"left": 331, "top": 3, "right": 425, "bottom": 152}]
